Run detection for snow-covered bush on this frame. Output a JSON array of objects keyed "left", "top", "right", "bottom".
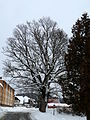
[{"left": 57, "top": 106, "right": 72, "bottom": 114}]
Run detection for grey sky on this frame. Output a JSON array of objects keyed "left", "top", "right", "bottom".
[{"left": 0, "top": 0, "right": 90, "bottom": 77}]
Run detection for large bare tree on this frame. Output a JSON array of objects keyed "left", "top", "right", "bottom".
[{"left": 3, "top": 17, "right": 68, "bottom": 112}]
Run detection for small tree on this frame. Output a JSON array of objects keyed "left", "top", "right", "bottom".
[
  {"left": 3, "top": 17, "right": 68, "bottom": 112},
  {"left": 63, "top": 13, "right": 90, "bottom": 119}
]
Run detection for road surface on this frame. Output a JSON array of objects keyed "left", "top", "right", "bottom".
[{"left": 0, "top": 112, "right": 32, "bottom": 120}]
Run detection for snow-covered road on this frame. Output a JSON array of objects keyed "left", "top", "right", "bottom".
[
  {"left": 0, "top": 112, "right": 32, "bottom": 120},
  {"left": 0, "top": 106, "right": 86, "bottom": 120}
]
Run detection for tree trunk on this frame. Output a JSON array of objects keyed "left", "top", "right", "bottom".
[
  {"left": 39, "top": 86, "right": 47, "bottom": 112},
  {"left": 39, "top": 98, "right": 47, "bottom": 112}
]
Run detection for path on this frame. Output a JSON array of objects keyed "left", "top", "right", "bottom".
[{"left": 0, "top": 112, "right": 32, "bottom": 120}]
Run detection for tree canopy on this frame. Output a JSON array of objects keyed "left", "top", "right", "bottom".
[{"left": 3, "top": 17, "right": 68, "bottom": 112}]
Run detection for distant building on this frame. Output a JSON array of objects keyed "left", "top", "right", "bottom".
[
  {"left": 47, "top": 95, "right": 70, "bottom": 108},
  {"left": 0, "top": 79, "right": 15, "bottom": 106},
  {"left": 14, "top": 95, "right": 35, "bottom": 107},
  {"left": 48, "top": 96, "right": 60, "bottom": 108},
  {"left": 14, "top": 96, "right": 20, "bottom": 106},
  {"left": 16, "top": 93, "right": 38, "bottom": 106}
]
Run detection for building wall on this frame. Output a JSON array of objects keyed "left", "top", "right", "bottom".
[
  {"left": 0, "top": 80, "right": 15, "bottom": 106},
  {"left": 48, "top": 98, "right": 59, "bottom": 103}
]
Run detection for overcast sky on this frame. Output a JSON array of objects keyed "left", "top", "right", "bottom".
[{"left": 0, "top": 0, "right": 90, "bottom": 78}]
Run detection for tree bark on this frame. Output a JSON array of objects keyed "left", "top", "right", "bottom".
[
  {"left": 39, "top": 86, "right": 47, "bottom": 112},
  {"left": 39, "top": 98, "right": 47, "bottom": 112}
]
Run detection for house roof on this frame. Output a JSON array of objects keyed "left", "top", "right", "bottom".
[
  {"left": 0, "top": 83, "right": 3, "bottom": 87},
  {"left": 15, "top": 96, "right": 30, "bottom": 104},
  {"left": 16, "top": 93, "right": 38, "bottom": 101},
  {"left": 15, "top": 96, "right": 20, "bottom": 101},
  {"left": 0, "top": 80, "right": 15, "bottom": 91}
]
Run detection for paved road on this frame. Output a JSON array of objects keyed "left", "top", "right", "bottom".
[{"left": 0, "top": 112, "right": 32, "bottom": 120}]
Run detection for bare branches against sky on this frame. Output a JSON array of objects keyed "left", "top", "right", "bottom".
[{"left": 0, "top": 0, "right": 90, "bottom": 76}]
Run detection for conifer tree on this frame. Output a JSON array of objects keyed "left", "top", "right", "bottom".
[{"left": 62, "top": 13, "right": 90, "bottom": 119}]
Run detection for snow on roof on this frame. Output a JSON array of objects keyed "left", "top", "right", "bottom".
[
  {"left": 23, "top": 96, "right": 30, "bottom": 103},
  {"left": 48, "top": 103, "right": 70, "bottom": 107},
  {"left": 0, "top": 83, "right": 3, "bottom": 87},
  {"left": 15, "top": 96, "right": 30, "bottom": 104},
  {"left": 15, "top": 96, "right": 24, "bottom": 104}
]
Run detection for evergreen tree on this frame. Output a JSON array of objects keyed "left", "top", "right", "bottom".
[{"left": 62, "top": 13, "right": 90, "bottom": 119}]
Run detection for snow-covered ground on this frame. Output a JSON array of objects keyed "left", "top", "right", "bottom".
[
  {"left": 0, "top": 107, "right": 5, "bottom": 118},
  {"left": 0, "top": 106, "right": 86, "bottom": 120}
]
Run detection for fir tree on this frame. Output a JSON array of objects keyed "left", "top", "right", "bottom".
[{"left": 62, "top": 13, "right": 90, "bottom": 119}]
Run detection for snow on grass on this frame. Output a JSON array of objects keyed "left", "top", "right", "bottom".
[
  {"left": 56, "top": 113, "right": 86, "bottom": 120},
  {"left": 0, "top": 106, "right": 86, "bottom": 120},
  {"left": 30, "top": 108, "right": 86, "bottom": 120}
]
